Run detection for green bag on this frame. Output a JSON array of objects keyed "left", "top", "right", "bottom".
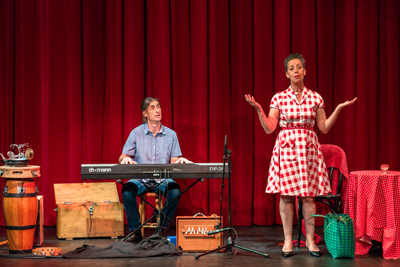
[{"left": 312, "top": 213, "right": 355, "bottom": 259}]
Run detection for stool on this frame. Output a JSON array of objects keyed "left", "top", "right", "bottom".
[{"left": 138, "top": 193, "right": 163, "bottom": 236}]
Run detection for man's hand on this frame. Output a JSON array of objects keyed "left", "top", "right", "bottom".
[
  {"left": 121, "top": 157, "right": 137, "bottom": 164},
  {"left": 175, "top": 157, "right": 193, "bottom": 164}
]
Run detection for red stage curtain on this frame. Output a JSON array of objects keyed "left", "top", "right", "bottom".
[{"left": 1, "top": 0, "right": 399, "bottom": 227}]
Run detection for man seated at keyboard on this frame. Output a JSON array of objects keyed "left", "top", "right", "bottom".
[{"left": 119, "top": 97, "right": 192, "bottom": 243}]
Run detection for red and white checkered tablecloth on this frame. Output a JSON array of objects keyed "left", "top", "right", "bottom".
[{"left": 344, "top": 170, "right": 400, "bottom": 259}]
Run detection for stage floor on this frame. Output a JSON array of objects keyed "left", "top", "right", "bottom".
[{"left": 0, "top": 225, "right": 397, "bottom": 266}]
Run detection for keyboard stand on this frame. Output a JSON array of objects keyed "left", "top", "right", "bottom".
[{"left": 118, "top": 178, "right": 204, "bottom": 241}]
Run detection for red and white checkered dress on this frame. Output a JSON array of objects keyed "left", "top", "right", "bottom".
[{"left": 266, "top": 87, "right": 331, "bottom": 196}]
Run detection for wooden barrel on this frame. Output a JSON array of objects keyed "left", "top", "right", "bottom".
[{"left": 1, "top": 166, "right": 40, "bottom": 254}]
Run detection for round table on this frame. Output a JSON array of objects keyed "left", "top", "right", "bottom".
[{"left": 344, "top": 170, "right": 400, "bottom": 259}]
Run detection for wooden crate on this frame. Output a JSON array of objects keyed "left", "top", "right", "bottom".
[
  {"left": 176, "top": 215, "right": 223, "bottom": 252},
  {"left": 54, "top": 182, "right": 124, "bottom": 240}
]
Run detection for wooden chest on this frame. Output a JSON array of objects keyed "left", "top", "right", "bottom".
[
  {"left": 54, "top": 182, "right": 124, "bottom": 240},
  {"left": 176, "top": 214, "right": 223, "bottom": 252}
]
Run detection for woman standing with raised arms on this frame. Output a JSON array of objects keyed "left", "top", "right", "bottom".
[{"left": 245, "top": 53, "right": 356, "bottom": 257}]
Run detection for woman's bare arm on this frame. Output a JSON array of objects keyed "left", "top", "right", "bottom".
[
  {"left": 245, "top": 94, "right": 280, "bottom": 134},
  {"left": 316, "top": 97, "right": 357, "bottom": 134}
]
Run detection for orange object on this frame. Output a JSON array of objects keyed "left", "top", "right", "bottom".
[
  {"left": 54, "top": 182, "right": 124, "bottom": 240},
  {"left": 0, "top": 165, "right": 40, "bottom": 254},
  {"left": 176, "top": 214, "right": 223, "bottom": 252},
  {"left": 32, "top": 247, "right": 62, "bottom": 256}
]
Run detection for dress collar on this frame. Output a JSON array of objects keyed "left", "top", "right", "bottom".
[{"left": 288, "top": 86, "right": 310, "bottom": 104}]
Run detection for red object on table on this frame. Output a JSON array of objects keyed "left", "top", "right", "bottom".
[{"left": 344, "top": 170, "right": 400, "bottom": 259}]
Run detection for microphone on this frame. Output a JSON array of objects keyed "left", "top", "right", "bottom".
[
  {"left": 224, "top": 135, "right": 227, "bottom": 154},
  {"left": 207, "top": 227, "right": 231, "bottom": 235}
]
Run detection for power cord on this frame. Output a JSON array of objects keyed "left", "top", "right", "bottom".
[{"left": 80, "top": 204, "right": 93, "bottom": 246}]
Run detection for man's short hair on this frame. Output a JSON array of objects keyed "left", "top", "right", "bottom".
[{"left": 141, "top": 97, "right": 160, "bottom": 124}]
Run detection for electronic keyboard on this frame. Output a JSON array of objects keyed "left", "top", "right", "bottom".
[{"left": 81, "top": 163, "right": 229, "bottom": 180}]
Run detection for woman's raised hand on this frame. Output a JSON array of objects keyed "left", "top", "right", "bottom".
[
  {"left": 245, "top": 94, "right": 262, "bottom": 111},
  {"left": 337, "top": 97, "right": 357, "bottom": 111}
]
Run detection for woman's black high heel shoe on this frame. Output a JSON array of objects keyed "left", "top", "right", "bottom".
[
  {"left": 306, "top": 244, "right": 320, "bottom": 257},
  {"left": 281, "top": 250, "right": 293, "bottom": 257},
  {"left": 308, "top": 250, "right": 320, "bottom": 257}
]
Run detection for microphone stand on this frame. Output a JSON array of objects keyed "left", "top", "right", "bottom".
[{"left": 195, "top": 137, "right": 268, "bottom": 259}]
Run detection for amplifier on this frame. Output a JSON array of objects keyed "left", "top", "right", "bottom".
[{"left": 176, "top": 214, "right": 223, "bottom": 252}]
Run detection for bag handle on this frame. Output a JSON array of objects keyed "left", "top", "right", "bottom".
[{"left": 311, "top": 213, "right": 352, "bottom": 232}]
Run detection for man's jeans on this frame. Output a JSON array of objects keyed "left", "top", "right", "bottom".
[{"left": 122, "top": 179, "right": 181, "bottom": 232}]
